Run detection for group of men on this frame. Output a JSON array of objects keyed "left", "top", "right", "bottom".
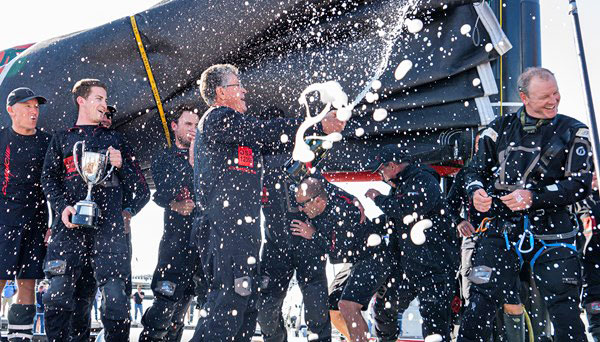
[{"left": 0, "top": 63, "right": 598, "bottom": 342}]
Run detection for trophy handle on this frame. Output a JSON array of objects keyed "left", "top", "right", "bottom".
[
  {"left": 73, "top": 141, "right": 87, "bottom": 183},
  {"left": 99, "top": 149, "right": 116, "bottom": 184}
]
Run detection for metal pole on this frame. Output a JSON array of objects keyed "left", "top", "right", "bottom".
[{"left": 568, "top": 0, "right": 600, "bottom": 178}]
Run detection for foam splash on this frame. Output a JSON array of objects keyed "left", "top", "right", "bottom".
[{"left": 293, "top": 81, "right": 353, "bottom": 163}]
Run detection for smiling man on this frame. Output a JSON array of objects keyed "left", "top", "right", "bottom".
[
  {"left": 41, "top": 79, "right": 140, "bottom": 342},
  {"left": 457, "top": 67, "right": 594, "bottom": 341},
  {"left": 191, "top": 64, "right": 346, "bottom": 341},
  {"left": 0, "top": 87, "right": 50, "bottom": 342}
]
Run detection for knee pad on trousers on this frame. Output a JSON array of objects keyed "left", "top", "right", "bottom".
[
  {"left": 43, "top": 275, "right": 76, "bottom": 311},
  {"left": 102, "top": 278, "right": 129, "bottom": 321},
  {"left": 7, "top": 304, "right": 35, "bottom": 341}
]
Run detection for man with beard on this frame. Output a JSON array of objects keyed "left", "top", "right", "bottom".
[{"left": 140, "top": 105, "right": 205, "bottom": 342}]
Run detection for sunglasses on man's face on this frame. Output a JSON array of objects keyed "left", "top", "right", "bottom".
[{"left": 297, "top": 194, "right": 320, "bottom": 210}]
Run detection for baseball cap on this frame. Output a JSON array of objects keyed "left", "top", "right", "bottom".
[
  {"left": 365, "top": 144, "right": 408, "bottom": 172},
  {"left": 7, "top": 87, "right": 47, "bottom": 107}
]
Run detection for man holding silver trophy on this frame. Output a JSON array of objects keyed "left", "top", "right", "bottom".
[{"left": 41, "top": 79, "right": 140, "bottom": 342}]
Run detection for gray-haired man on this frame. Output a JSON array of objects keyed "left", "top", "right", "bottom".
[{"left": 190, "top": 64, "right": 345, "bottom": 341}]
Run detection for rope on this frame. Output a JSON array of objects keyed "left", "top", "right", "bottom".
[
  {"left": 523, "top": 305, "right": 534, "bottom": 342},
  {"left": 130, "top": 15, "right": 171, "bottom": 147}
]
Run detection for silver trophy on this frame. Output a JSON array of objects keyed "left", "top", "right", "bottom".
[{"left": 71, "top": 141, "right": 115, "bottom": 228}]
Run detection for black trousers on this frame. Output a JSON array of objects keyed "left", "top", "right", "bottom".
[
  {"left": 583, "top": 243, "right": 600, "bottom": 341},
  {"left": 457, "top": 236, "right": 586, "bottom": 342},
  {"left": 139, "top": 253, "right": 201, "bottom": 342},
  {"left": 374, "top": 267, "right": 455, "bottom": 342},
  {"left": 44, "top": 231, "right": 131, "bottom": 342},
  {"left": 256, "top": 238, "right": 330, "bottom": 342},
  {"left": 191, "top": 237, "right": 260, "bottom": 342}
]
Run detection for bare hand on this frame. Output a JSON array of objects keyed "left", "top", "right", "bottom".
[
  {"left": 321, "top": 110, "right": 347, "bottom": 135},
  {"left": 457, "top": 220, "right": 476, "bottom": 237},
  {"left": 353, "top": 198, "right": 366, "bottom": 224},
  {"left": 108, "top": 146, "right": 122, "bottom": 168},
  {"left": 189, "top": 135, "right": 196, "bottom": 167},
  {"left": 365, "top": 189, "right": 382, "bottom": 200},
  {"left": 62, "top": 206, "right": 78, "bottom": 229},
  {"left": 44, "top": 228, "right": 52, "bottom": 246},
  {"left": 122, "top": 210, "right": 132, "bottom": 234},
  {"left": 473, "top": 189, "right": 492, "bottom": 213},
  {"left": 290, "top": 219, "right": 316, "bottom": 240},
  {"left": 500, "top": 189, "right": 532, "bottom": 211},
  {"left": 170, "top": 199, "right": 195, "bottom": 216}
]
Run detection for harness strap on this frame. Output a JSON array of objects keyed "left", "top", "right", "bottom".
[
  {"left": 503, "top": 214, "right": 578, "bottom": 269},
  {"left": 534, "top": 227, "right": 579, "bottom": 241},
  {"left": 529, "top": 241, "right": 578, "bottom": 269}
]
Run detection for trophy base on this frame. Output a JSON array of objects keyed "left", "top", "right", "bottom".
[{"left": 72, "top": 200, "right": 100, "bottom": 229}]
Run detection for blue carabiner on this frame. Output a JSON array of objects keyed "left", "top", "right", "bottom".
[{"left": 517, "top": 215, "right": 534, "bottom": 254}]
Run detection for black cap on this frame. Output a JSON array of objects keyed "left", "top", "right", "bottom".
[
  {"left": 365, "top": 144, "right": 408, "bottom": 172},
  {"left": 7, "top": 87, "right": 47, "bottom": 107}
]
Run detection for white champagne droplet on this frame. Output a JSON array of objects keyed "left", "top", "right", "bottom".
[
  {"left": 367, "top": 234, "right": 382, "bottom": 247},
  {"left": 406, "top": 19, "right": 424, "bottom": 33},
  {"left": 425, "top": 334, "right": 443, "bottom": 342},
  {"left": 460, "top": 24, "right": 472, "bottom": 35},
  {"left": 395, "top": 60, "right": 413, "bottom": 80},
  {"left": 371, "top": 80, "right": 382, "bottom": 91},
  {"left": 373, "top": 108, "right": 388, "bottom": 122}
]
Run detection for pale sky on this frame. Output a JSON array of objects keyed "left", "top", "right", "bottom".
[{"left": 1, "top": 0, "right": 599, "bottom": 275}]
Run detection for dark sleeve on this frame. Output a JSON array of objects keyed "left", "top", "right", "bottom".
[
  {"left": 374, "top": 172, "right": 443, "bottom": 220},
  {"left": 311, "top": 229, "right": 332, "bottom": 252},
  {"left": 463, "top": 118, "right": 504, "bottom": 199},
  {"left": 41, "top": 134, "right": 69, "bottom": 216},
  {"left": 151, "top": 151, "right": 185, "bottom": 208},
  {"left": 121, "top": 154, "right": 150, "bottom": 216},
  {"left": 204, "top": 108, "right": 302, "bottom": 149},
  {"left": 446, "top": 169, "right": 466, "bottom": 225},
  {"left": 530, "top": 126, "right": 594, "bottom": 209}
]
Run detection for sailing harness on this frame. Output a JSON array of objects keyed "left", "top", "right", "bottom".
[
  {"left": 477, "top": 108, "right": 583, "bottom": 269},
  {"left": 475, "top": 213, "right": 578, "bottom": 270},
  {"left": 502, "top": 214, "right": 579, "bottom": 269}
]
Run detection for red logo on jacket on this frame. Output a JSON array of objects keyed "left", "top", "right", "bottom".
[
  {"left": 63, "top": 156, "right": 76, "bottom": 174},
  {"left": 2, "top": 145, "right": 13, "bottom": 196},
  {"left": 238, "top": 146, "right": 254, "bottom": 168}
]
